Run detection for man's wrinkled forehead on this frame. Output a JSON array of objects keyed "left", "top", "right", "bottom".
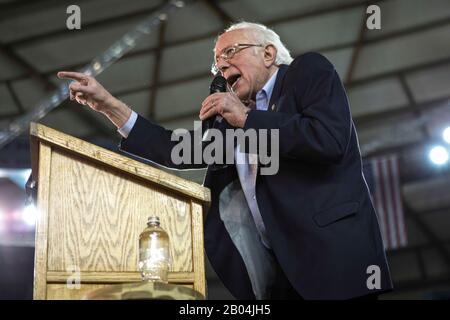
[{"left": 214, "top": 29, "right": 253, "bottom": 54}]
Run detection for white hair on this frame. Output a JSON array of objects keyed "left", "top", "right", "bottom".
[{"left": 219, "top": 22, "right": 294, "bottom": 66}]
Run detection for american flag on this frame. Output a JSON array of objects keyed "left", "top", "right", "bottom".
[{"left": 363, "top": 155, "right": 408, "bottom": 250}]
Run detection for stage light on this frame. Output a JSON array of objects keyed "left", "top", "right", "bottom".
[
  {"left": 429, "top": 146, "right": 449, "bottom": 165},
  {"left": 443, "top": 127, "right": 450, "bottom": 144},
  {"left": 22, "top": 204, "right": 38, "bottom": 226}
]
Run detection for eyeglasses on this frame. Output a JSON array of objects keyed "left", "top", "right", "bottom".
[{"left": 211, "top": 43, "right": 263, "bottom": 75}]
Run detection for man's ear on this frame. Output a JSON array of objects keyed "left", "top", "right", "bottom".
[{"left": 263, "top": 44, "right": 277, "bottom": 67}]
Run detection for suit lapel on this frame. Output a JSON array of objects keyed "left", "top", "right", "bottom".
[{"left": 268, "top": 64, "right": 289, "bottom": 112}]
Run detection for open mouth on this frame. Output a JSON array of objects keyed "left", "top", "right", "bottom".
[{"left": 227, "top": 74, "right": 241, "bottom": 89}]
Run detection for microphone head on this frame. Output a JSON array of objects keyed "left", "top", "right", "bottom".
[{"left": 210, "top": 75, "right": 227, "bottom": 94}]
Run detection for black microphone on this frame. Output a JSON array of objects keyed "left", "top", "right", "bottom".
[
  {"left": 202, "top": 75, "right": 227, "bottom": 142},
  {"left": 210, "top": 75, "right": 227, "bottom": 92}
]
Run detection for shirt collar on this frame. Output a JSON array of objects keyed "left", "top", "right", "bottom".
[{"left": 256, "top": 69, "right": 279, "bottom": 110}]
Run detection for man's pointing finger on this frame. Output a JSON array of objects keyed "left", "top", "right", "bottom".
[{"left": 57, "top": 71, "right": 89, "bottom": 83}]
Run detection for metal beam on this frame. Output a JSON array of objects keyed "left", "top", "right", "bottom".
[
  {"left": 201, "top": 0, "right": 233, "bottom": 25},
  {"left": 0, "top": 112, "right": 23, "bottom": 121},
  {"left": 358, "top": 98, "right": 449, "bottom": 145},
  {"left": 0, "top": 43, "right": 113, "bottom": 137},
  {"left": 3, "top": 0, "right": 396, "bottom": 72},
  {"left": 311, "top": 17, "right": 450, "bottom": 57},
  {"left": 0, "top": 0, "right": 92, "bottom": 19},
  {"left": 7, "top": 2, "right": 164, "bottom": 48},
  {"left": 345, "top": 10, "right": 368, "bottom": 84},
  {"left": 404, "top": 203, "right": 450, "bottom": 270},
  {"left": 381, "top": 176, "right": 450, "bottom": 296},
  {"left": 356, "top": 75, "right": 445, "bottom": 156},
  {"left": 362, "top": 139, "right": 424, "bottom": 159},
  {"left": 0, "top": 42, "right": 54, "bottom": 91},
  {"left": 126, "top": 79, "right": 450, "bottom": 126},
  {"left": 121, "top": 8, "right": 450, "bottom": 63},
  {"left": 148, "top": 21, "right": 167, "bottom": 120},
  {"left": 387, "top": 238, "right": 450, "bottom": 256},
  {"left": 415, "top": 248, "right": 428, "bottom": 281},
  {"left": 5, "top": 0, "right": 382, "bottom": 48},
  {"left": 347, "top": 57, "right": 450, "bottom": 88},
  {"left": 4, "top": 40, "right": 449, "bottom": 101},
  {"left": 399, "top": 73, "right": 431, "bottom": 141},
  {"left": 113, "top": 71, "right": 210, "bottom": 98},
  {"left": 0, "top": 102, "right": 113, "bottom": 138},
  {"left": 391, "top": 275, "right": 450, "bottom": 293},
  {"left": 354, "top": 96, "right": 450, "bottom": 128},
  {"left": 109, "top": 56, "right": 450, "bottom": 101},
  {"left": 265, "top": 0, "right": 388, "bottom": 27},
  {"left": 158, "top": 94, "right": 449, "bottom": 127},
  {"left": 2, "top": 2, "right": 448, "bottom": 90},
  {"left": 5, "top": 81, "right": 25, "bottom": 113}
]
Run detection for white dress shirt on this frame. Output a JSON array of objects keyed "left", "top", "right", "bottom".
[{"left": 234, "top": 69, "right": 278, "bottom": 249}]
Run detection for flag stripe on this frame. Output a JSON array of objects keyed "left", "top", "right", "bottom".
[
  {"left": 367, "top": 155, "right": 407, "bottom": 250},
  {"left": 377, "top": 160, "right": 393, "bottom": 247},
  {"left": 392, "top": 158, "right": 407, "bottom": 246},
  {"left": 387, "top": 158, "right": 401, "bottom": 248},
  {"left": 380, "top": 159, "right": 397, "bottom": 248}
]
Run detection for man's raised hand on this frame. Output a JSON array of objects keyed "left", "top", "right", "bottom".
[
  {"left": 57, "top": 71, "right": 131, "bottom": 129},
  {"left": 57, "top": 71, "right": 115, "bottom": 112}
]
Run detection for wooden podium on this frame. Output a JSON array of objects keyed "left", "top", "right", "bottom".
[{"left": 29, "top": 123, "right": 210, "bottom": 300}]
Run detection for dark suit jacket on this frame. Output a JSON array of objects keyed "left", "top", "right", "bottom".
[{"left": 120, "top": 52, "right": 393, "bottom": 299}]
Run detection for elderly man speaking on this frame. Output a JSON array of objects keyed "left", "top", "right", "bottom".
[{"left": 58, "top": 22, "right": 393, "bottom": 300}]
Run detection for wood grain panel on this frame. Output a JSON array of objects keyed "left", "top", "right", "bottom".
[
  {"left": 33, "top": 142, "right": 52, "bottom": 300},
  {"left": 47, "top": 283, "right": 194, "bottom": 300},
  {"left": 47, "top": 148, "right": 193, "bottom": 272},
  {"left": 31, "top": 123, "right": 209, "bottom": 299},
  {"left": 30, "top": 123, "right": 210, "bottom": 203},
  {"left": 47, "top": 284, "right": 108, "bottom": 300},
  {"left": 191, "top": 201, "right": 206, "bottom": 298},
  {"left": 47, "top": 271, "right": 194, "bottom": 283}
]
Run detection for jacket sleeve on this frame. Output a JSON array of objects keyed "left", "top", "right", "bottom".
[
  {"left": 119, "top": 114, "right": 207, "bottom": 170},
  {"left": 243, "top": 52, "right": 352, "bottom": 165}
]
